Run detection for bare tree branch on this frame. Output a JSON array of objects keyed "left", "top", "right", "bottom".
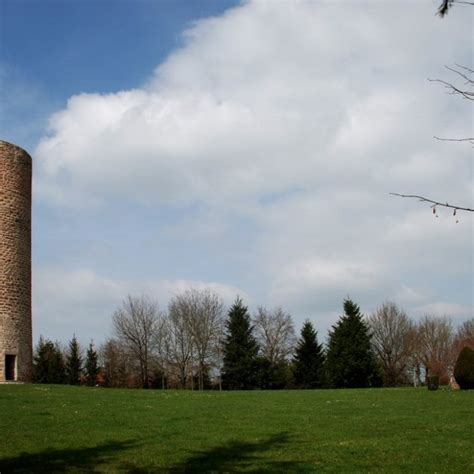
[
  {"left": 437, "top": 0, "right": 474, "bottom": 17},
  {"left": 390, "top": 193, "right": 474, "bottom": 212},
  {"left": 394, "top": 63, "right": 473, "bottom": 214},
  {"left": 433, "top": 136, "right": 474, "bottom": 144},
  {"left": 428, "top": 77, "right": 474, "bottom": 100},
  {"left": 453, "top": 63, "right": 474, "bottom": 75},
  {"left": 427, "top": 64, "right": 474, "bottom": 105},
  {"left": 445, "top": 65, "right": 474, "bottom": 85}
]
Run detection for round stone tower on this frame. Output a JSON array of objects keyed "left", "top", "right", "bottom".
[{"left": 0, "top": 140, "right": 33, "bottom": 382}]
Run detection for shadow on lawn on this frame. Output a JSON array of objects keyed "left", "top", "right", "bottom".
[
  {"left": 0, "top": 439, "right": 142, "bottom": 473},
  {"left": 169, "top": 432, "right": 309, "bottom": 473}
]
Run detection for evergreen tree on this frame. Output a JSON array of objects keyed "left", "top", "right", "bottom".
[
  {"left": 221, "top": 297, "right": 259, "bottom": 389},
  {"left": 66, "top": 334, "right": 82, "bottom": 385},
  {"left": 293, "top": 320, "right": 326, "bottom": 388},
  {"left": 257, "top": 357, "right": 292, "bottom": 389},
  {"left": 33, "top": 337, "right": 66, "bottom": 384},
  {"left": 84, "top": 342, "right": 99, "bottom": 386},
  {"left": 326, "top": 299, "right": 382, "bottom": 388},
  {"left": 33, "top": 336, "right": 49, "bottom": 383}
]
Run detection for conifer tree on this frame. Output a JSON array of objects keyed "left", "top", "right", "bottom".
[
  {"left": 33, "top": 336, "right": 49, "bottom": 383},
  {"left": 85, "top": 342, "right": 99, "bottom": 386},
  {"left": 326, "top": 299, "right": 382, "bottom": 388},
  {"left": 221, "top": 297, "right": 259, "bottom": 389},
  {"left": 33, "top": 337, "right": 66, "bottom": 384},
  {"left": 293, "top": 320, "right": 325, "bottom": 388},
  {"left": 66, "top": 334, "right": 82, "bottom": 385}
]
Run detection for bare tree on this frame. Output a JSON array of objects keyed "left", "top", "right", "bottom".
[
  {"left": 368, "top": 302, "right": 417, "bottom": 386},
  {"left": 168, "top": 288, "right": 225, "bottom": 390},
  {"left": 166, "top": 298, "right": 194, "bottom": 389},
  {"left": 100, "top": 338, "right": 133, "bottom": 388},
  {"left": 453, "top": 318, "right": 474, "bottom": 356},
  {"left": 253, "top": 307, "right": 296, "bottom": 366},
  {"left": 416, "top": 315, "right": 454, "bottom": 382},
  {"left": 391, "top": 65, "right": 473, "bottom": 214},
  {"left": 153, "top": 315, "right": 170, "bottom": 389},
  {"left": 112, "top": 295, "right": 162, "bottom": 388}
]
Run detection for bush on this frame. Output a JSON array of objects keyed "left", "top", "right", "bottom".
[
  {"left": 454, "top": 347, "right": 474, "bottom": 390},
  {"left": 427, "top": 375, "right": 439, "bottom": 391}
]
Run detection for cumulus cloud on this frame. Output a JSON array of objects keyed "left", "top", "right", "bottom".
[
  {"left": 32, "top": 0, "right": 473, "bottom": 339},
  {"left": 35, "top": 1, "right": 471, "bottom": 209}
]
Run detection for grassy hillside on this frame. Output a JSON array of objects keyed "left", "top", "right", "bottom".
[{"left": 0, "top": 385, "right": 472, "bottom": 472}]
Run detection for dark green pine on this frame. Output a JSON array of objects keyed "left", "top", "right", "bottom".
[
  {"left": 66, "top": 334, "right": 83, "bottom": 385},
  {"left": 293, "top": 320, "right": 325, "bottom": 388},
  {"left": 326, "top": 299, "right": 382, "bottom": 388},
  {"left": 34, "top": 336, "right": 66, "bottom": 384},
  {"left": 85, "top": 342, "right": 100, "bottom": 386},
  {"left": 221, "top": 297, "right": 259, "bottom": 390}
]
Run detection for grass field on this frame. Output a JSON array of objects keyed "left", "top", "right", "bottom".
[{"left": 0, "top": 385, "right": 472, "bottom": 473}]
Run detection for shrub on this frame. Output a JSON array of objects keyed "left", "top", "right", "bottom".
[
  {"left": 427, "top": 375, "right": 439, "bottom": 391},
  {"left": 454, "top": 347, "right": 474, "bottom": 390}
]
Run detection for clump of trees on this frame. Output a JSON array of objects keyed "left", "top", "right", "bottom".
[
  {"left": 33, "top": 289, "right": 474, "bottom": 390},
  {"left": 368, "top": 304, "right": 473, "bottom": 387},
  {"left": 33, "top": 336, "right": 99, "bottom": 386},
  {"left": 34, "top": 337, "right": 66, "bottom": 384}
]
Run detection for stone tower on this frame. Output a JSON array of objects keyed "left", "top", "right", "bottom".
[{"left": 0, "top": 140, "right": 33, "bottom": 382}]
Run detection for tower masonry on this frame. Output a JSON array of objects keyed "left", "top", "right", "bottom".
[{"left": 0, "top": 140, "right": 33, "bottom": 382}]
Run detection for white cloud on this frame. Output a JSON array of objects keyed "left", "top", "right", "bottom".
[
  {"left": 35, "top": 1, "right": 471, "bottom": 210},
  {"left": 32, "top": 0, "right": 473, "bottom": 340}
]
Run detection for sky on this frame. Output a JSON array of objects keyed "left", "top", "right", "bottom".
[{"left": 0, "top": 0, "right": 472, "bottom": 346}]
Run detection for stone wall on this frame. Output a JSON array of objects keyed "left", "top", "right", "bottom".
[{"left": 0, "top": 140, "right": 32, "bottom": 382}]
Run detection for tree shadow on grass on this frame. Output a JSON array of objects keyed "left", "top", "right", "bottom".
[
  {"left": 169, "top": 432, "right": 310, "bottom": 473},
  {"left": 0, "top": 439, "right": 143, "bottom": 473}
]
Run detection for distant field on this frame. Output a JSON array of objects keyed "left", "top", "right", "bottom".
[{"left": 0, "top": 385, "right": 472, "bottom": 473}]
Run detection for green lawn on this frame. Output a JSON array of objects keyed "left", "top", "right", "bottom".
[{"left": 0, "top": 385, "right": 472, "bottom": 473}]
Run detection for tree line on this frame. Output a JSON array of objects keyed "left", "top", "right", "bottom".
[{"left": 33, "top": 289, "right": 474, "bottom": 390}]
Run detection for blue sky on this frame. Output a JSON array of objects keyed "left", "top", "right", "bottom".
[
  {"left": 1, "top": 0, "right": 472, "bottom": 346},
  {"left": 1, "top": 0, "right": 238, "bottom": 148}
]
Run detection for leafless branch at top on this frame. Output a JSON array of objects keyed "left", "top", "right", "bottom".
[
  {"left": 437, "top": 0, "right": 474, "bottom": 16},
  {"left": 434, "top": 136, "right": 474, "bottom": 142},
  {"left": 428, "top": 64, "right": 474, "bottom": 100},
  {"left": 390, "top": 193, "right": 474, "bottom": 212},
  {"left": 433, "top": 136, "right": 474, "bottom": 147},
  {"left": 453, "top": 64, "right": 474, "bottom": 75},
  {"left": 445, "top": 65, "right": 474, "bottom": 85},
  {"left": 428, "top": 78, "right": 474, "bottom": 100}
]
